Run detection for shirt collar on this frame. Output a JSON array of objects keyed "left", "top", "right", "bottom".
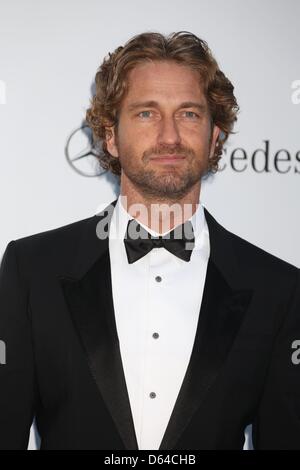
[{"left": 109, "top": 195, "right": 206, "bottom": 246}]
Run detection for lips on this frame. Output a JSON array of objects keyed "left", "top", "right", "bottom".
[{"left": 150, "top": 154, "right": 186, "bottom": 163}]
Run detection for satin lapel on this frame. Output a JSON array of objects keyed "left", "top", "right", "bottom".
[
  {"left": 159, "top": 208, "right": 253, "bottom": 450},
  {"left": 59, "top": 200, "right": 138, "bottom": 450}
]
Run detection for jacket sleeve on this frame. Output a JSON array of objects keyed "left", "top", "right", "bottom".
[
  {"left": 252, "top": 268, "right": 300, "bottom": 449},
  {"left": 0, "top": 241, "right": 37, "bottom": 449}
]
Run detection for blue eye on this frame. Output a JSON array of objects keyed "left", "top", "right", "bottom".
[
  {"left": 184, "top": 111, "right": 198, "bottom": 118},
  {"left": 138, "top": 111, "right": 152, "bottom": 118}
]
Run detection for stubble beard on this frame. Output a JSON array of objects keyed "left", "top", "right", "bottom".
[
  {"left": 123, "top": 165, "right": 202, "bottom": 201},
  {"left": 119, "top": 149, "right": 208, "bottom": 202}
]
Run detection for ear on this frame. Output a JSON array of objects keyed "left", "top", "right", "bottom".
[
  {"left": 209, "top": 124, "right": 221, "bottom": 157},
  {"left": 105, "top": 126, "right": 119, "bottom": 158}
]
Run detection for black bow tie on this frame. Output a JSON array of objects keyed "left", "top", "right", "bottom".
[{"left": 124, "top": 218, "right": 195, "bottom": 264}]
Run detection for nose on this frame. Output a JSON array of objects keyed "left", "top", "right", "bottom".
[{"left": 157, "top": 115, "right": 181, "bottom": 146}]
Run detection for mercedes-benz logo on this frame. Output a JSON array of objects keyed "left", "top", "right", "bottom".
[{"left": 64, "top": 124, "right": 107, "bottom": 177}]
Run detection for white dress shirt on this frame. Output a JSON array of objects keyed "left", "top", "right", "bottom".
[{"left": 108, "top": 196, "right": 210, "bottom": 450}]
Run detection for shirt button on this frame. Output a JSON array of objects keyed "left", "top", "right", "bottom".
[
  {"left": 149, "top": 392, "right": 156, "bottom": 399},
  {"left": 152, "top": 332, "right": 159, "bottom": 339},
  {"left": 155, "top": 275, "right": 162, "bottom": 282}
]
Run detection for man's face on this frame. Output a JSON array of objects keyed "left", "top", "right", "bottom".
[{"left": 106, "top": 60, "right": 220, "bottom": 200}]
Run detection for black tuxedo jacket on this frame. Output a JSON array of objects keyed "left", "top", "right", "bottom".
[{"left": 0, "top": 200, "right": 299, "bottom": 450}]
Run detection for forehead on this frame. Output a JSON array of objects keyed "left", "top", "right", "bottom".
[{"left": 123, "top": 60, "right": 204, "bottom": 104}]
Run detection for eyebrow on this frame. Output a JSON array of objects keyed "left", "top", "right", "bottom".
[{"left": 127, "top": 100, "right": 207, "bottom": 113}]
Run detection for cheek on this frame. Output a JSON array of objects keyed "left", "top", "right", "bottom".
[
  {"left": 118, "top": 122, "right": 151, "bottom": 146},
  {"left": 122, "top": 128, "right": 155, "bottom": 154},
  {"left": 182, "top": 123, "right": 211, "bottom": 142},
  {"left": 117, "top": 139, "right": 143, "bottom": 162},
  {"left": 186, "top": 133, "right": 210, "bottom": 153}
]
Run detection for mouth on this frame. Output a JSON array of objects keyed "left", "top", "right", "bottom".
[{"left": 150, "top": 155, "right": 186, "bottom": 164}]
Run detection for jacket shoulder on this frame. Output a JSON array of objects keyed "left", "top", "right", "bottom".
[
  {"left": 13, "top": 215, "right": 97, "bottom": 249},
  {"left": 3, "top": 215, "right": 99, "bottom": 279},
  {"left": 204, "top": 208, "right": 298, "bottom": 280},
  {"left": 229, "top": 229, "right": 297, "bottom": 273}
]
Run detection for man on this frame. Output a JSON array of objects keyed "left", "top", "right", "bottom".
[{"left": 0, "top": 31, "right": 299, "bottom": 450}]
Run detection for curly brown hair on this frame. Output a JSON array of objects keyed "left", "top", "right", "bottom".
[{"left": 86, "top": 31, "right": 239, "bottom": 176}]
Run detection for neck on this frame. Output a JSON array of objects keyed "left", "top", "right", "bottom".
[{"left": 119, "top": 176, "right": 201, "bottom": 234}]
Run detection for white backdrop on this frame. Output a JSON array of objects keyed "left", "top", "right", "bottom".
[{"left": 0, "top": 0, "right": 299, "bottom": 450}]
